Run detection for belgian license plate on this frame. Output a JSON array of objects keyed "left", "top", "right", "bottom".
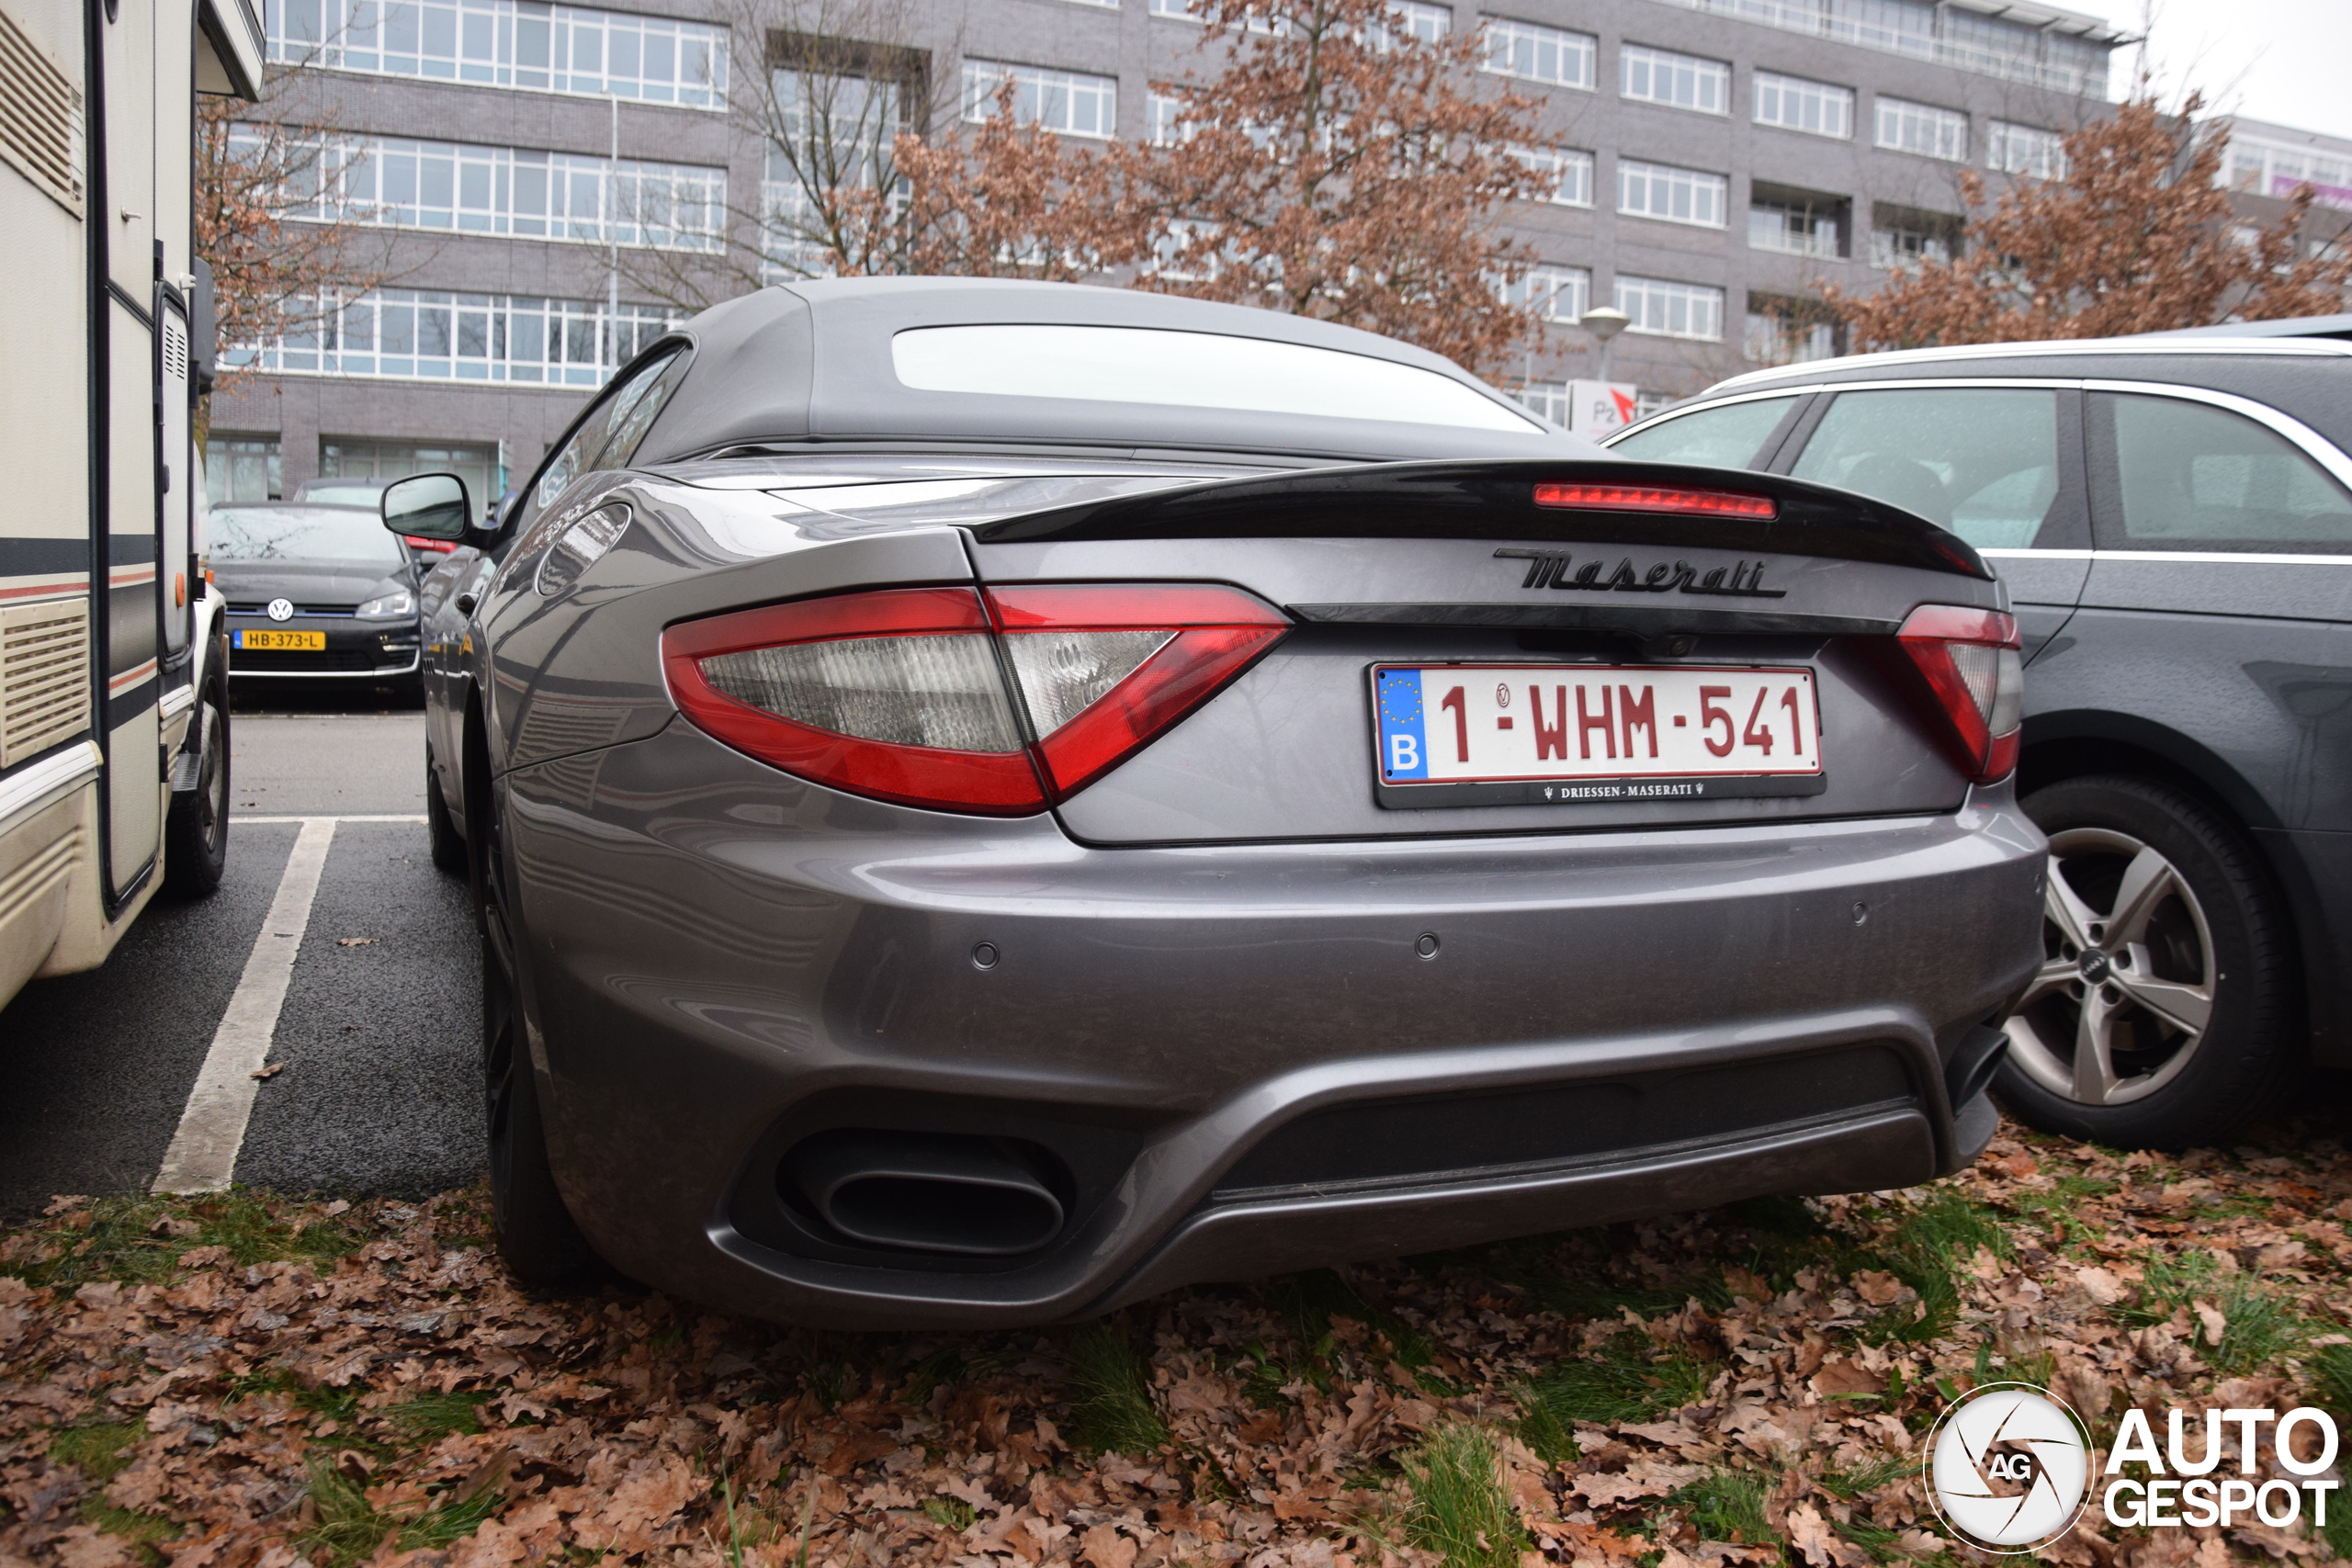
[
  {"left": 1373, "top": 663, "right": 1826, "bottom": 807},
  {"left": 233, "top": 629, "right": 325, "bottom": 651}
]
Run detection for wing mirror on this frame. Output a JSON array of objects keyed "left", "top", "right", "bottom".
[{"left": 382, "top": 472, "right": 479, "bottom": 546}]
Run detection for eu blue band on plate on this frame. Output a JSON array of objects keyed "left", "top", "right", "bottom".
[{"left": 1376, "top": 667, "right": 1429, "bottom": 780}]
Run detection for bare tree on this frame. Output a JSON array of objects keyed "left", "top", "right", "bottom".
[
  {"left": 195, "top": 64, "right": 394, "bottom": 406},
  {"left": 616, "top": 0, "right": 943, "bottom": 309},
  {"left": 1826, "top": 88, "right": 2352, "bottom": 350}
]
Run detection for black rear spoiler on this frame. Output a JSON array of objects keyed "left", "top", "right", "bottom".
[{"left": 969, "top": 459, "right": 1991, "bottom": 581}]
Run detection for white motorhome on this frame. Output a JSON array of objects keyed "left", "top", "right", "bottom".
[{"left": 0, "top": 0, "right": 260, "bottom": 1006}]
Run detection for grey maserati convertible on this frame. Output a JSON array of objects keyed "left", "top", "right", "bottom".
[{"left": 382, "top": 277, "right": 2041, "bottom": 1328}]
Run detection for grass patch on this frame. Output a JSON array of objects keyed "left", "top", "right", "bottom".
[
  {"left": 384, "top": 1392, "right": 484, "bottom": 1443},
  {"left": 1821, "top": 1455, "right": 1911, "bottom": 1501},
  {"left": 1061, "top": 1325, "right": 1170, "bottom": 1458},
  {"left": 1670, "top": 1471, "right": 1773, "bottom": 1545},
  {"left": 921, "top": 1496, "right": 975, "bottom": 1532},
  {"left": 1399, "top": 1425, "right": 1527, "bottom": 1568},
  {"left": 1858, "top": 1190, "right": 2013, "bottom": 1347},
  {"left": 2117, "top": 1250, "right": 2306, "bottom": 1375},
  {"left": 48, "top": 1424, "right": 181, "bottom": 1562},
  {"left": 2312, "top": 1342, "right": 2352, "bottom": 1419},
  {"left": 1266, "top": 1269, "right": 1456, "bottom": 1394},
  {"left": 49, "top": 1422, "right": 143, "bottom": 1484},
  {"left": 1514, "top": 1331, "right": 1712, "bottom": 1461},
  {"left": 13, "top": 1190, "right": 361, "bottom": 1291},
  {"left": 296, "top": 1452, "right": 505, "bottom": 1567}
]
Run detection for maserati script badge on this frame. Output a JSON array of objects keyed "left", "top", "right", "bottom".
[{"left": 1494, "top": 547, "right": 1788, "bottom": 599}]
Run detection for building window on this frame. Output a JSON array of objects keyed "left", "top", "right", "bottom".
[
  {"left": 257, "top": 130, "right": 726, "bottom": 251},
  {"left": 1615, "top": 276, "right": 1723, "bottom": 341},
  {"left": 1389, "top": 1, "right": 1451, "bottom": 41},
  {"left": 1480, "top": 17, "right": 1595, "bottom": 89},
  {"left": 1869, "top": 206, "right": 1957, "bottom": 270},
  {"left": 1614, "top": 0, "right": 2106, "bottom": 96},
  {"left": 1748, "top": 200, "right": 1839, "bottom": 258},
  {"left": 961, "top": 60, "right": 1116, "bottom": 138},
  {"left": 1752, "top": 71, "right": 1850, "bottom": 139},
  {"left": 1617, "top": 158, "right": 1726, "bottom": 228},
  {"left": 319, "top": 439, "right": 506, "bottom": 506},
  {"left": 1498, "top": 263, "right": 1591, "bottom": 322},
  {"left": 2224, "top": 133, "right": 2352, "bottom": 211},
  {"left": 759, "top": 55, "right": 916, "bottom": 280},
  {"left": 1513, "top": 381, "right": 1571, "bottom": 424},
  {"left": 1875, "top": 96, "right": 1967, "bottom": 161},
  {"left": 1616, "top": 276, "right": 1723, "bottom": 340},
  {"left": 1509, "top": 145, "right": 1593, "bottom": 206},
  {"left": 1147, "top": 92, "right": 1190, "bottom": 146},
  {"left": 1744, "top": 308, "right": 1839, "bottom": 365},
  {"left": 205, "top": 434, "right": 281, "bottom": 502},
  {"left": 1987, "top": 120, "right": 2067, "bottom": 179},
  {"left": 230, "top": 290, "right": 680, "bottom": 385},
  {"left": 1620, "top": 44, "right": 1727, "bottom": 114},
  {"left": 265, "top": 0, "right": 728, "bottom": 107}
]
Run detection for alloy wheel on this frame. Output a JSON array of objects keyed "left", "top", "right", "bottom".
[{"left": 2004, "top": 827, "right": 2216, "bottom": 1105}]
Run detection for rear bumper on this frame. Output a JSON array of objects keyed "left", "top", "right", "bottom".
[{"left": 503, "top": 724, "right": 2042, "bottom": 1329}]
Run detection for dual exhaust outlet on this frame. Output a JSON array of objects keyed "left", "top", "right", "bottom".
[{"left": 784, "top": 1129, "right": 1069, "bottom": 1258}]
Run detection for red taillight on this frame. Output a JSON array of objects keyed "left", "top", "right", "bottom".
[
  {"left": 1534, "top": 481, "right": 1778, "bottom": 519},
  {"left": 1894, "top": 604, "right": 2023, "bottom": 784},
  {"left": 404, "top": 536, "right": 458, "bottom": 553},
  {"left": 990, "top": 584, "right": 1290, "bottom": 796},
  {"left": 662, "top": 583, "right": 1289, "bottom": 815}
]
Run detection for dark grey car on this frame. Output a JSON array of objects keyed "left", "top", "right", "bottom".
[
  {"left": 382, "top": 277, "right": 2041, "bottom": 1328},
  {"left": 1608, "top": 336, "right": 2352, "bottom": 1149},
  {"left": 208, "top": 502, "right": 425, "bottom": 698}
]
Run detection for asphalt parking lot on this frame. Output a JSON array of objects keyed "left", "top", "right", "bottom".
[{"left": 0, "top": 689, "right": 482, "bottom": 1218}]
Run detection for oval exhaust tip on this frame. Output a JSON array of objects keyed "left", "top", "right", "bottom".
[{"left": 785, "top": 1130, "right": 1067, "bottom": 1257}]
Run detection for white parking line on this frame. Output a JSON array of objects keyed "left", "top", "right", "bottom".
[
  {"left": 236, "top": 814, "right": 428, "bottom": 823},
  {"left": 153, "top": 818, "right": 341, "bottom": 1194}
]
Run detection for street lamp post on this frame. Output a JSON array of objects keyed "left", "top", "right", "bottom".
[{"left": 1578, "top": 306, "right": 1631, "bottom": 385}]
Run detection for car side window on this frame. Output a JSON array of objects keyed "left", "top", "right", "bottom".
[
  {"left": 524, "top": 347, "right": 688, "bottom": 524},
  {"left": 1608, "top": 397, "right": 1796, "bottom": 468},
  {"left": 2090, "top": 392, "right": 2352, "bottom": 553},
  {"left": 1789, "top": 389, "right": 2062, "bottom": 548}
]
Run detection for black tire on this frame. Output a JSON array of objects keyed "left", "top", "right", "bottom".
[
  {"left": 164, "top": 677, "right": 229, "bottom": 898},
  {"left": 425, "top": 749, "right": 467, "bottom": 875},
  {"left": 476, "top": 761, "right": 607, "bottom": 1290},
  {"left": 1995, "top": 773, "right": 2301, "bottom": 1149}
]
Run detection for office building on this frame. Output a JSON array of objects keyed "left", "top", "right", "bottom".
[{"left": 208, "top": 0, "right": 2135, "bottom": 496}]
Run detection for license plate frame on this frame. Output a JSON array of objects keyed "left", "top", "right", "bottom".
[
  {"left": 1370, "top": 661, "right": 1827, "bottom": 809},
  {"left": 233, "top": 628, "right": 327, "bottom": 651}
]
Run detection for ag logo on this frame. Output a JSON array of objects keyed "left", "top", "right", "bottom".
[{"left": 1925, "top": 1382, "right": 2090, "bottom": 1552}]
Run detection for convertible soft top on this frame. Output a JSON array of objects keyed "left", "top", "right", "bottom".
[{"left": 634, "top": 276, "right": 1598, "bottom": 466}]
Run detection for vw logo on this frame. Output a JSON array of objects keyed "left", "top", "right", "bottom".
[
  {"left": 266, "top": 598, "right": 295, "bottom": 622},
  {"left": 1926, "top": 1382, "right": 2090, "bottom": 1552}
]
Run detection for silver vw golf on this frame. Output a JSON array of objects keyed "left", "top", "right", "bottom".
[{"left": 384, "top": 278, "right": 2041, "bottom": 1328}]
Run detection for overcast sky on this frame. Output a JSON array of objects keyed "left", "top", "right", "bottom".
[{"left": 2059, "top": 0, "right": 2352, "bottom": 141}]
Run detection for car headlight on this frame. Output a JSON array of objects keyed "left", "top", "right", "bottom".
[{"left": 357, "top": 590, "right": 415, "bottom": 619}]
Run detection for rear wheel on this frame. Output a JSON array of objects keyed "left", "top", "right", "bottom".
[
  {"left": 473, "top": 735, "right": 607, "bottom": 1289},
  {"left": 164, "top": 678, "right": 229, "bottom": 898},
  {"left": 425, "top": 748, "right": 466, "bottom": 874},
  {"left": 1996, "top": 774, "right": 2301, "bottom": 1149}
]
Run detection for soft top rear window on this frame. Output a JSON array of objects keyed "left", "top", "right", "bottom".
[{"left": 889, "top": 324, "right": 1542, "bottom": 434}]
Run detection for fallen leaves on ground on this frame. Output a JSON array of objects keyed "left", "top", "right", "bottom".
[{"left": 3, "top": 1119, "right": 2349, "bottom": 1568}]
